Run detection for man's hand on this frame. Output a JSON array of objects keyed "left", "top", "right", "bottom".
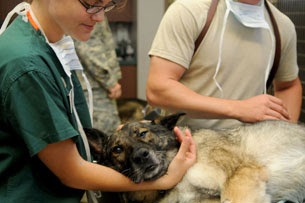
[{"left": 235, "top": 94, "right": 290, "bottom": 123}]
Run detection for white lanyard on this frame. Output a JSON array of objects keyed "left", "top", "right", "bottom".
[{"left": 214, "top": 0, "right": 275, "bottom": 97}]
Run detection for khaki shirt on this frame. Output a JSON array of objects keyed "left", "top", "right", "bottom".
[{"left": 149, "top": 0, "right": 298, "bottom": 129}]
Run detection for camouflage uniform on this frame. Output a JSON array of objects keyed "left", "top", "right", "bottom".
[{"left": 75, "top": 17, "right": 122, "bottom": 135}]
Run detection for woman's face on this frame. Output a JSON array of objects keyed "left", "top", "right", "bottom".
[{"left": 42, "top": 0, "right": 111, "bottom": 41}]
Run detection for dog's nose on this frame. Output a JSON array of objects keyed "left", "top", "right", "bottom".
[{"left": 133, "top": 148, "right": 150, "bottom": 164}]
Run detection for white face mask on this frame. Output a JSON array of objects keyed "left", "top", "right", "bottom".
[
  {"left": 226, "top": 0, "right": 270, "bottom": 29},
  {"left": 49, "top": 36, "right": 94, "bottom": 121},
  {"left": 213, "top": 0, "right": 275, "bottom": 97}
]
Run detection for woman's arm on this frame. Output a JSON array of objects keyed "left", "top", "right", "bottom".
[{"left": 37, "top": 127, "right": 196, "bottom": 192}]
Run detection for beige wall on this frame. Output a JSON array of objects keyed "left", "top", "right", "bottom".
[{"left": 136, "top": 0, "right": 165, "bottom": 100}]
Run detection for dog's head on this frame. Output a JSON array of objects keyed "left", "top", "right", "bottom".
[{"left": 85, "top": 112, "right": 185, "bottom": 184}]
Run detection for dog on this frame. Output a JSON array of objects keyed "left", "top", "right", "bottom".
[
  {"left": 116, "top": 98, "right": 155, "bottom": 123},
  {"left": 85, "top": 113, "right": 305, "bottom": 203}
]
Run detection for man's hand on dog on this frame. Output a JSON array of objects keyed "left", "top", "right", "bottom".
[{"left": 234, "top": 94, "right": 291, "bottom": 123}]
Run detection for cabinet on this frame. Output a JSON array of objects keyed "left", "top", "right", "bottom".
[
  {"left": 107, "top": 0, "right": 137, "bottom": 98},
  {"left": 119, "top": 65, "right": 137, "bottom": 98},
  {"left": 106, "top": 0, "right": 133, "bottom": 22}
]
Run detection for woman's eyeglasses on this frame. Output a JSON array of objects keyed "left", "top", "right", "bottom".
[{"left": 78, "top": 0, "right": 117, "bottom": 14}]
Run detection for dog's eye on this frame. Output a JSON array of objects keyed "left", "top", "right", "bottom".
[
  {"left": 112, "top": 146, "right": 123, "bottom": 154},
  {"left": 137, "top": 130, "right": 148, "bottom": 138}
]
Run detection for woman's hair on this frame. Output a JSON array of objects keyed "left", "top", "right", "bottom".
[{"left": 25, "top": 0, "right": 33, "bottom": 3}]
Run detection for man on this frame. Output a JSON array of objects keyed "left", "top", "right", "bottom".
[{"left": 147, "top": 0, "right": 302, "bottom": 130}]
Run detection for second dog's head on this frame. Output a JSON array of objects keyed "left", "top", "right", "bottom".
[{"left": 85, "top": 113, "right": 185, "bottom": 184}]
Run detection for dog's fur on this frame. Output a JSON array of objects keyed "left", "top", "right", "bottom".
[
  {"left": 85, "top": 113, "right": 305, "bottom": 203},
  {"left": 116, "top": 98, "right": 155, "bottom": 123}
]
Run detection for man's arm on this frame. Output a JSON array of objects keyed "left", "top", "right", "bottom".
[
  {"left": 146, "top": 56, "right": 290, "bottom": 123},
  {"left": 273, "top": 77, "right": 302, "bottom": 122}
]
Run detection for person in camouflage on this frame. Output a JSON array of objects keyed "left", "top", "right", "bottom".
[{"left": 75, "top": 17, "right": 122, "bottom": 135}]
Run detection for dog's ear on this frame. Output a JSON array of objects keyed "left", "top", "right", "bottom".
[
  {"left": 153, "top": 112, "right": 186, "bottom": 131},
  {"left": 84, "top": 128, "right": 107, "bottom": 161}
]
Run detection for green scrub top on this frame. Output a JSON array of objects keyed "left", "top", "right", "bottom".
[{"left": 0, "top": 16, "right": 92, "bottom": 203}]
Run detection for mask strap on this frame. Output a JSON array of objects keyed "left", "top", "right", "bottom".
[
  {"left": 213, "top": 8, "right": 230, "bottom": 98},
  {"left": 81, "top": 72, "right": 94, "bottom": 122},
  {"left": 72, "top": 87, "right": 91, "bottom": 161},
  {"left": 71, "top": 79, "right": 100, "bottom": 203},
  {"left": 0, "top": 2, "right": 30, "bottom": 35}
]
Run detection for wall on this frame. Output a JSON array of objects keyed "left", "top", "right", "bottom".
[
  {"left": 136, "top": 0, "right": 165, "bottom": 100},
  {"left": 272, "top": 0, "right": 305, "bottom": 122}
]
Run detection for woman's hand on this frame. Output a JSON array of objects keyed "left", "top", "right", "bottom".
[{"left": 155, "top": 127, "right": 197, "bottom": 190}]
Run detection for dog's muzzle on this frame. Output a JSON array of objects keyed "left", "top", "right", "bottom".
[{"left": 130, "top": 147, "right": 162, "bottom": 183}]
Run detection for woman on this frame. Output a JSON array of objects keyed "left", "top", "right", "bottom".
[{"left": 0, "top": 0, "right": 196, "bottom": 202}]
